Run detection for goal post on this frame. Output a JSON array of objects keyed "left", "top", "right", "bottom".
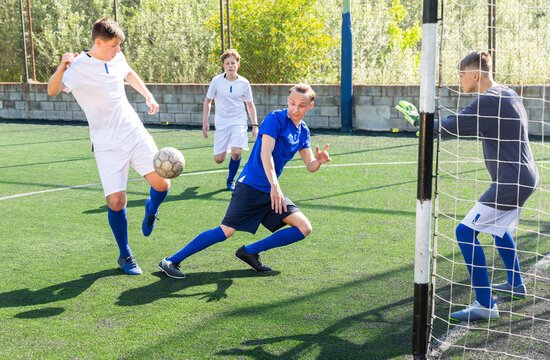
[{"left": 413, "top": 0, "right": 439, "bottom": 359}]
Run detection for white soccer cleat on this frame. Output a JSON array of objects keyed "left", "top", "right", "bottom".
[{"left": 449, "top": 300, "right": 499, "bottom": 322}]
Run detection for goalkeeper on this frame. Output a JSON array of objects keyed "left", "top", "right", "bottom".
[{"left": 396, "top": 51, "right": 538, "bottom": 322}]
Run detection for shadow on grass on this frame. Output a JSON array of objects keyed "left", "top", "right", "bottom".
[
  {"left": 217, "top": 304, "right": 411, "bottom": 360},
  {"left": 0, "top": 137, "right": 90, "bottom": 148},
  {"left": 82, "top": 186, "right": 227, "bottom": 214},
  {"left": 0, "top": 269, "right": 119, "bottom": 310},
  {"left": 116, "top": 270, "right": 280, "bottom": 306},
  {"left": 122, "top": 263, "right": 416, "bottom": 359},
  {"left": 14, "top": 307, "right": 66, "bottom": 319},
  {"left": 0, "top": 156, "right": 92, "bottom": 169}
]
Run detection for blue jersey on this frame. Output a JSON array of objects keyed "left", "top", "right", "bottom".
[
  {"left": 437, "top": 85, "right": 538, "bottom": 210},
  {"left": 238, "top": 109, "right": 311, "bottom": 193}
]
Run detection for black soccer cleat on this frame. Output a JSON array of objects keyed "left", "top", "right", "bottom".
[
  {"left": 235, "top": 246, "right": 272, "bottom": 272},
  {"left": 158, "top": 258, "right": 186, "bottom": 279}
]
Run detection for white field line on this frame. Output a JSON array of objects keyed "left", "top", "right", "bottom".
[
  {"left": 0, "top": 161, "right": 421, "bottom": 201},
  {"left": 0, "top": 158, "right": 510, "bottom": 201}
]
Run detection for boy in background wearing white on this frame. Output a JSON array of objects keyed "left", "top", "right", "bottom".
[{"left": 202, "top": 49, "right": 258, "bottom": 191}]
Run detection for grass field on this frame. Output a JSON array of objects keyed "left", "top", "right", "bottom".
[{"left": 0, "top": 122, "right": 548, "bottom": 359}]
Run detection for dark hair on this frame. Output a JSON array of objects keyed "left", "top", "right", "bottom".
[
  {"left": 459, "top": 51, "right": 492, "bottom": 73},
  {"left": 221, "top": 49, "right": 241, "bottom": 63},
  {"left": 92, "top": 17, "right": 125, "bottom": 42},
  {"left": 289, "top": 83, "right": 316, "bottom": 102}
]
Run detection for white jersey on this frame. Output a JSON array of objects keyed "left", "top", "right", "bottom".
[
  {"left": 206, "top": 73, "right": 253, "bottom": 130},
  {"left": 62, "top": 51, "right": 151, "bottom": 152}
]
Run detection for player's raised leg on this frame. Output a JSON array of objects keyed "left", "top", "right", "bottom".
[
  {"left": 107, "top": 191, "right": 142, "bottom": 275},
  {"left": 158, "top": 225, "right": 232, "bottom": 279},
  {"left": 142, "top": 171, "right": 170, "bottom": 236},
  {"left": 236, "top": 212, "right": 310, "bottom": 272}
]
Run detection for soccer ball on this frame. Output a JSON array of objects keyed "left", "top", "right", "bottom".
[{"left": 153, "top": 147, "right": 185, "bottom": 179}]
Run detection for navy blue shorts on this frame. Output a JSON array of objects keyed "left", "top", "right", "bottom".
[{"left": 221, "top": 182, "right": 300, "bottom": 234}]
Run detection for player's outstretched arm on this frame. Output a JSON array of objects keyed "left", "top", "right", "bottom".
[
  {"left": 202, "top": 97, "right": 213, "bottom": 139},
  {"left": 246, "top": 101, "right": 259, "bottom": 139},
  {"left": 299, "top": 144, "right": 331, "bottom": 173},
  {"left": 125, "top": 69, "right": 159, "bottom": 115},
  {"left": 47, "top": 52, "right": 78, "bottom": 96},
  {"left": 261, "top": 135, "right": 286, "bottom": 214}
]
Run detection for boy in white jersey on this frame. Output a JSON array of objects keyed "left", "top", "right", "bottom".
[
  {"left": 202, "top": 49, "right": 258, "bottom": 191},
  {"left": 47, "top": 17, "right": 170, "bottom": 275}
]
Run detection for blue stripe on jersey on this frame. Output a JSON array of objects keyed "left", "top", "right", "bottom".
[{"left": 104, "top": 63, "right": 109, "bottom": 74}]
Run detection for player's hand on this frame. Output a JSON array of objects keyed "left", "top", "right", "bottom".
[
  {"left": 202, "top": 122, "right": 209, "bottom": 138},
  {"left": 395, "top": 100, "right": 419, "bottom": 127},
  {"left": 315, "top": 144, "right": 331, "bottom": 164},
  {"left": 270, "top": 182, "right": 287, "bottom": 214},
  {"left": 57, "top": 52, "right": 78, "bottom": 73},
  {"left": 251, "top": 125, "right": 259, "bottom": 140},
  {"left": 146, "top": 96, "right": 159, "bottom": 115}
]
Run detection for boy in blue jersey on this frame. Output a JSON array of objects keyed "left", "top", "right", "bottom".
[
  {"left": 397, "top": 51, "right": 538, "bottom": 322},
  {"left": 47, "top": 17, "right": 170, "bottom": 275},
  {"left": 158, "top": 84, "right": 331, "bottom": 279},
  {"left": 202, "top": 49, "right": 258, "bottom": 191}
]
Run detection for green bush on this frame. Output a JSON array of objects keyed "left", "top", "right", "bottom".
[{"left": 207, "top": 0, "right": 338, "bottom": 84}]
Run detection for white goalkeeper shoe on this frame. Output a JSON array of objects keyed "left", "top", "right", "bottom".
[{"left": 449, "top": 301, "right": 499, "bottom": 322}]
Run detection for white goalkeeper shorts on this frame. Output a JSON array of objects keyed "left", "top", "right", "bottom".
[
  {"left": 94, "top": 136, "right": 158, "bottom": 197},
  {"left": 213, "top": 124, "right": 249, "bottom": 155},
  {"left": 461, "top": 202, "right": 521, "bottom": 238}
]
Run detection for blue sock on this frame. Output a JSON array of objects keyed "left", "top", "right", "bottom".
[
  {"left": 244, "top": 226, "right": 305, "bottom": 254},
  {"left": 456, "top": 224, "right": 494, "bottom": 308},
  {"left": 167, "top": 226, "right": 227, "bottom": 263},
  {"left": 227, "top": 157, "right": 241, "bottom": 183},
  {"left": 108, "top": 207, "right": 131, "bottom": 259},
  {"left": 147, "top": 187, "right": 168, "bottom": 215},
  {"left": 493, "top": 231, "right": 523, "bottom": 287}
]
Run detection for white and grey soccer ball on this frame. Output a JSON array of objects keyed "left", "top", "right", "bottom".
[{"left": 153, "top": 147, "right": 185, "bottom": 179}]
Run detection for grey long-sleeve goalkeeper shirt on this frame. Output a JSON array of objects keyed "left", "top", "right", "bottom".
[{"left": 437, "top": 85, "right": 538, "bottom": 210}]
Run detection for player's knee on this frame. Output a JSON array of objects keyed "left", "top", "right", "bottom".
[
  {"left": 298, "top": 222, "right": 312, "bottom": 237},
  {"left": 220, "top": 225, "right": 235, "bottom": 238},
  {"left": 231, "top": 150, "right": 242, "bottom": 160},
  {"left": 214, "top": 155, "right": 225, "bottom": 164},
  {"left": 107, "top": 197, "right": 126, "bottom": 211},
  {"left": 155, "top": 178, "right": 170, "bottom": 192}
]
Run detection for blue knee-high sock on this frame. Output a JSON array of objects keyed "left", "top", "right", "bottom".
[
  {"left": 244, "top": 226, "right": 306, "bottom": 254},
  {"left": 108, "top": 207, "right": 131, "bottom": 259},
  {"left": 456, "top": 224, "right": 494, "bottom": 308},
  {"left": 167, "top": 226, "right": 227, "bottom": 263},
  {"left": 148, "top": 187, "right": 168, "bottom": 215},
  {"left": 493, "top": 231, "right": 523, "bottom": 287},
  {"left": 227, "top": 157, "right": 241, "bottom": 183}
]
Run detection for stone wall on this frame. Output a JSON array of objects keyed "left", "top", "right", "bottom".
[{"left": 1, "top": 82, "right": 548, "bottom": 135}]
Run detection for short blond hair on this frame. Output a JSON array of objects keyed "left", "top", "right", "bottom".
[{"left": 289, "top": 83, "right": 316, "bottom": 102}]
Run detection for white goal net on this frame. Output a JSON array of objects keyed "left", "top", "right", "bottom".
[{"left": 429, "top": 0, "right": 550, "bottom": 358}]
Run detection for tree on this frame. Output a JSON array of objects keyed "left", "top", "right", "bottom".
[{"left": 209, "top": 0, "right": 338, "bottom": 84}]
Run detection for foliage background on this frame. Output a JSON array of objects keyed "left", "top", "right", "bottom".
[{"left": 0, "top": 0, "right": 548, "bottom": 84}]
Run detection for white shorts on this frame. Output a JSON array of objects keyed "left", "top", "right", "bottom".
[
  {"left": 213, "top": 124, "right": 249, "bottom": 155},
  {"left": 94, "top": 136, "right": 158, "bottom": 197},
  {"left": 461, "top": 202, "right": 521, "bottom": 238}
]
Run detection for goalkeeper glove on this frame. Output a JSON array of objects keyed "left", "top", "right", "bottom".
[{"left": 395, "top": 100, "right": 419, "bottom": 127}]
